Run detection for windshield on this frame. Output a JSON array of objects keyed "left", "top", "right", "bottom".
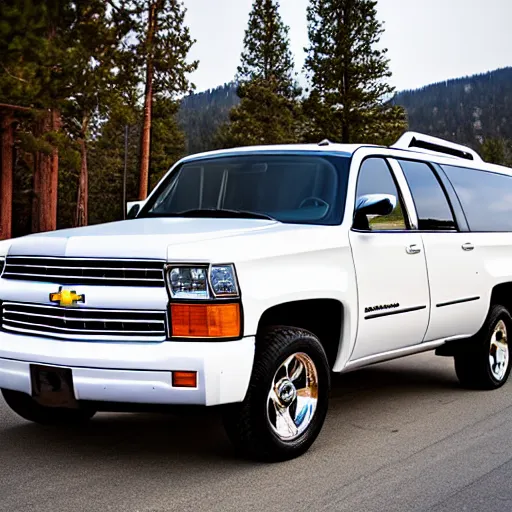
[{"left": 139, "top": 153, "right": 350, "bottom": 225}]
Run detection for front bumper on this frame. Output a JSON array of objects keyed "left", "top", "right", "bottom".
[{"left": 0, "top": 331, "right": 255, "bottom": 406}]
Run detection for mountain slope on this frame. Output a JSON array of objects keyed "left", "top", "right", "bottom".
[
  {"left": 178, "top": 67, "right": 512, "bottom": 158},
  {"left": 178, "top": 83, "right": 239, "bottom": 155},
  {"left": 392, "top": 67, "right": 512, "bottom": 148}
]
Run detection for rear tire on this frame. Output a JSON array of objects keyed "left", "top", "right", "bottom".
[
  {"left": 2, "top": 389, "right": 96, "bottom": 425},
  {"left": 223, "top": 326, "right": 330, "bottom": 462},
  {"left": 454, "top": 304, "right": 511, "bottom": 390}
]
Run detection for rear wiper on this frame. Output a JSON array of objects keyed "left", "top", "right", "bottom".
[{"left": 150, "top": 209, "right": 277, "bottom": 221}]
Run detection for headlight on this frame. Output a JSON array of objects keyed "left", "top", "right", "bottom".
[
  {"left": 166, "top": 263, "right": 241, "bottom": 339},
  {"left": 166, "top": 264, "right": 240, "bottom": 299},
  {"left": 169, "top": 266, "right": 209, "bottom": 299},
  {"left": 210, "top": 264, "right": 238, "bottom": 297}
]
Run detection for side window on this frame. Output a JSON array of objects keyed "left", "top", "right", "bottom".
[
  {"left": 442, "top": 165, "right": 512, "bottom": 232},
  {"left": 398, "top": 160, "right": 456, "bottom": 231},
  {"left": 355, "top": 158, "right": 407, "bottom": 231}
]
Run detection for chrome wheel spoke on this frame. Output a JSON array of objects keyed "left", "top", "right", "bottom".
[
  {"left": 275, "top": 405, "right": 298, "bottom": 438},
  {"left": 288, "top": 358, "right": 304, "bottom": 383},
  {"left": 489, "top": 320, "right": 509, "bottom": 381},
  {"left": 294, "top": 395, "right": 316, "bottom": 428},
  {"left": 268, "top": 388, "right": 279, "bottom": 407},
  {"left": 266, "top": 352, "right": 319, "bottom": 441},
  {"left": 495, "top": 341, "right": 508, "bottom": 363}
]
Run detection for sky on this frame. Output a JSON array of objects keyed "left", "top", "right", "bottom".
[{"left": 184, "top": 0, "right": 512, "bottom": 94}]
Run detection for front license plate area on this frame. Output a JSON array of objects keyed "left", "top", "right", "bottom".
[{"left": 30, "top": 365, "right": 77, "bottom": 408}]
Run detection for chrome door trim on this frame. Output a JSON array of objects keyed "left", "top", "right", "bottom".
[{"left": 387, "top": 158, "right": 419, "bottom": 230}]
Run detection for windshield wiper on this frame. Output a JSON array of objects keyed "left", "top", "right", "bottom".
[{"left": 148, "top": 208, "right": 277, "bottom": 221}]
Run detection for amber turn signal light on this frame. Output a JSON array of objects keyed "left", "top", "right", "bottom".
[
  {"left": 170, "top": 303, "right": 241, "bottom": 338},
  {"left": 172, "top": 371, "right": 197, "bottom": 388}
]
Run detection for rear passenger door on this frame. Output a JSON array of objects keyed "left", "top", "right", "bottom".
[
  {"left": 395, "top": 159, "right": 485, "bottom": 341},
  {"left": 348, "top": 157, "right": 430, "bottom": 361}
]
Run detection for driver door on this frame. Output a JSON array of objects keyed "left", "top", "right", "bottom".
[{"left": 348, "top": 157, "right": 430, "bottom": 361}]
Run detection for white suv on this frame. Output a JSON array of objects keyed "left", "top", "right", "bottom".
[{"left": 0, "top": 132, "right": 511, "bottom": 461}]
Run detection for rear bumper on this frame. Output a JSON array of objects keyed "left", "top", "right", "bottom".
[{"left": 0, "top": 331, "right": 255, "bottom": 406}]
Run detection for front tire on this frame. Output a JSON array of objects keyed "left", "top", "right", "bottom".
[
  {"left": 454, "top": 304, "right": 511, "bottom": 390},
  {"left": 223, "top": 327, "right": 330, "bottom": 462},
  {"left": 2, "top": 389, "right": 96, "bottom": 425}
]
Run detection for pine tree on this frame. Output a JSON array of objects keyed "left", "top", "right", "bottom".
[
  {"left": 87, "top": 106, "right": 142, "bottom": 226},
  {"left": 480, "top": 138, "right": 512, "bottom": 166},
  {"left": 304, "top": 0, "right": 407, "bottom": 144},
  {"left": 62, "top": 1, "right": 134, "bottom": 227},
  {"left": 238, "top": 0, "right": 298, "bottom": 99},
  {"left": 123, "top": 0, "right": 197, "bottom": 199},
  {"left": 0, "top": 0, "right": 75, "bottom": 234},
  {"left": 216, "top": 0, "right": 302, "bottom": 148},
  {"left": 149, "top": 97, "right": 186, "bottom": 189},
  {"left": 0, "top": 0, "right": 73, "bottom": 107}
]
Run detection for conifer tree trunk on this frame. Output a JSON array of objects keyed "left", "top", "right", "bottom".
[
  {"left": 32, "top": 109, "right": 60, "bottom": 233},
  {"left": 75, "top": 116, "right": 89, "bottom": 227},
  {"left": 0, "top": 115, "right": 14, "bottom": 240},
  {"left": 341, "top": 6, "right": 351, "bottom": 142},
  {"left": 138, "top": 1, "right": 158, "bottom": 200}
]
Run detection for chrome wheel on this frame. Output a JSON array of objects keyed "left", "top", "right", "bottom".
[
  {"left": 489, "top": 320, "right": 509, "bottom": 382},
  {"left": 267, "top": 352, "right": 319, "bottom": 441}
]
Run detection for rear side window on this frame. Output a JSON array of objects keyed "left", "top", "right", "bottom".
[
  {"left": 442, "top": 165, "right": 512, "bottom": 232},
  {"left": 398, "top": 160, "right": 456, "bottom": 230}
]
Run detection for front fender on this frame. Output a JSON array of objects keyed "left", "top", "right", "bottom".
[{"left": 237, "top": 245, "right": 358, "bottom": 370}]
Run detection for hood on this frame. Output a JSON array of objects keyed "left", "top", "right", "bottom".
[
  {"left": 7, "top": 217, "right": 283, "bottom": 260},
  {"left": 0, "top": 238, "right": 12, "bottom": 257}
]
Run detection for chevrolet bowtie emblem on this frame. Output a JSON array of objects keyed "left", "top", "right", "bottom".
[{"left": 49, "top": 287, "right": 85, "bottom": 307}]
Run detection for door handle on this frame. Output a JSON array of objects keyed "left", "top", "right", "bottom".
[
  {"left": 462, "top": 243, "right": 474, "bottom": 251},
  {"left": 406, "top": 244, "right": 421, "bottom": 255}
]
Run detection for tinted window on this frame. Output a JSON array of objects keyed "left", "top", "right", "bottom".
[
  {"left": 355, "top": 158, "right": 407, "bottom": 231},
  {"left": 398, "top": 160, "right": 456, "bottom": 230},
  {"left": 442, "top": 165, "right": 512, "bottom": 232},
  {"left": 140, "top": 154, "right": 350, "bottom": 225}
]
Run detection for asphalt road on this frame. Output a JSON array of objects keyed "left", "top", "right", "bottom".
[{"left": 1, "top": 352, "right": 512, "bottom": 512}]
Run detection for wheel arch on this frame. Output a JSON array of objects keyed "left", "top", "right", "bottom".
[
  {"left": 256, "top": 298, "right": 344, "bottom": 369},
  {"left": 437, "top": 282, "right": 512, "bottom": 357},
  {"left": 490, "top": 282, "right": 512, "bottom": 313}
]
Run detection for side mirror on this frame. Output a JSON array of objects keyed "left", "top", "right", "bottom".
[
  {"left": 353, "top": 194, "right": 397, "bottom": 230},
  {"left": 126, "top": 200, "right": 145, "bottom": 219},
  {"left": 355, "top": 194, "right": 396, "bottom": 217}
]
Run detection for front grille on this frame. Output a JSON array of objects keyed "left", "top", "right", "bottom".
[
  {"left": 1, "top": 302, "right": 167, "bottom": 340},
  {"left": 2, "top": 257, "right": 165, "bottom": 287}
]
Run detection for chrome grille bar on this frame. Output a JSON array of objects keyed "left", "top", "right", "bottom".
[
  {"left": 2, "top": 256, "right": 166, "bottom": 287},
  {"left": 3, "top": 272, "right": 163, "bottom": 282},
  {"left": 5, "top": 310, "right": 164, "bottom": 324},
  {"left": 1, "top": 302, "right": 167, "bottom": 340},
  {"left": 4, "top": 318, "right": 165, "bottom": 335}
]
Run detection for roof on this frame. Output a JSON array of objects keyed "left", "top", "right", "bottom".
[
  {"left": 181, "top": 143, "right": 380, "bottom": 162},
  {"left": 179, "top": 132, "right": 512, "bottom": 177}
]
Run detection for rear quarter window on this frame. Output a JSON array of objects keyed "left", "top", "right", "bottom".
[
  {"left": 398, "top": 160, "right": 456, "bottom": 230},
  {"left": 442, "top": 165, "right": 512, "bottom": 232}
]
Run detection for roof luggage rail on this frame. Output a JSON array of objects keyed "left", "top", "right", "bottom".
[{"left": 390, "top": 132, "right": 482, "bottom": 162}]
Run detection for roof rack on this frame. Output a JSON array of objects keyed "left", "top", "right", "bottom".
[{"left": 391, "top": 132, "right": 482, "bottom": 162}]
